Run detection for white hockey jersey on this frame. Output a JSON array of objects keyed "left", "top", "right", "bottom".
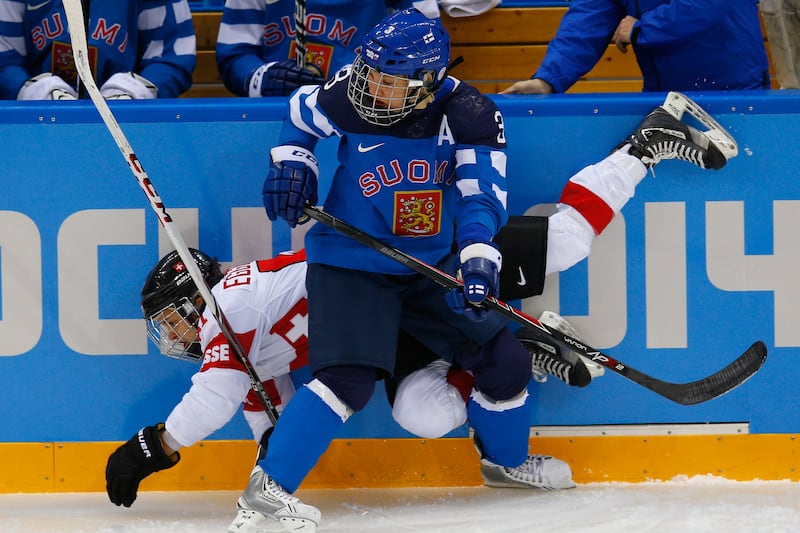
[{"left": 164, "top": 250, "right": 308, "bottom": 447}]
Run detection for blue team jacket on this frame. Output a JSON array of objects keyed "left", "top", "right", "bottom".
[
  {"left": 535, "top": 0, "right": 770, "bottom": 92},
  {"left": 0, "top": 0, "right": 196, "bottom": 99}
]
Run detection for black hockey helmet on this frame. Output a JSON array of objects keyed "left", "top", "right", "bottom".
[{"left": 141, "top": 248, "right": 224, "bottom": 361}]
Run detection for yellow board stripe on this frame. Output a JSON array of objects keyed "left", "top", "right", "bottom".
[{"left": 1, "top": 435, "right": 798, "bottom": 493}]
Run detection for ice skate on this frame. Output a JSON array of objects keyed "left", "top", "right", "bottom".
[
  {"left": 538, "top": 310, "right": 605, "bottom": 380},
  {"left": 475, "top": 436, "right": 576, "bottom": 490},
  {"left": 519, "top": 332, "right": 592, "bottom": 388},
  {"left": 516, "top": 315, "right": 594, "bottom": 388},
  {"left": 622, "top": 92, "right": 737, "bottom": 170},
  {"left": 228, "top": 466, "right": 320, "bottom": 533}
]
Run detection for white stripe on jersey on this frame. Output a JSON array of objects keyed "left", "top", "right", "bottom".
[
  {"left": 139, "top": 5, "right": 167, "bottom": 31},
  {"left": 217, "top": 23, "right": 263, "bottom": 45},
  {"left": 0, "top": 1, "right": 24, "bottom": 23},
  {"left": 0, "top": 35, "right": 23, "bottom": 54},
  {"left": 172, "top": 0, "right": 192, "bottom": 24},
  {"left": 174, "top": 35, "right": 196, "bottom": 57},
  {"left": 225, "top": 0, "right": 262, "bottom": 10},
  {"left": 289, "top": 86, "right": 336, "bottom": 138},
  {"left": 492, "top": 183, "right": 508, "bottom": 208},
  {"left": 142, "top": 40, "right": 164, "bottom": 61},
  {"left": 455, "top": 148, "right": 477, "bottom": 167},
  {"left": 490, "top": 151, "right": 507, "bottom": 177}
]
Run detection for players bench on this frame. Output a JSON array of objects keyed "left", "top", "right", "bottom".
[{"left": 185, "top": 6, "right": 779, "bottom": 98}]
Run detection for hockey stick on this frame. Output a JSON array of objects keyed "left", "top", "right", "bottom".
[
  {"left": 62, "top": 0, "right": 280, "bottom": 424},
  {"left": 294, "top": 0, "right": 308, "bottom": 68},
  {"left": 303, "top": 205, "right": 767, "bottom": 405}
]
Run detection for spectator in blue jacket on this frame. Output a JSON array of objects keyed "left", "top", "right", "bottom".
[
  {"left": 0, "top": 1, "right": 196, "bottom": 100},
  {"left": 501, "top": 0, "right": 770, "bottom": 94}
]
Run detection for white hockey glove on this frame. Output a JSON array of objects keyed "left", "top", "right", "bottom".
[
  {"left": 17, "top": 73, "right": 77, "bottom": 100},
  {"left": 438, "top": 0, "right": 500, "bottom": 17},
  {"left": 100, "top": 72, "right": 158, "bottom": 100}
]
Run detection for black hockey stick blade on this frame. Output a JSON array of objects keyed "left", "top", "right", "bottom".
[
  {"left": 624, "top": 340, "right": 766, "bottom": 405},
  {"left": 303, "top": 205, "right": 768, "bottom": 405}
]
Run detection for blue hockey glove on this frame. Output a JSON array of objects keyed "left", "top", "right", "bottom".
[
  {"left": 447, "top": 241, "right": 502, "bottom": 321},
  {"left": 263, "top": 145, "right": 319, "bottom": 227},
  {"left": 248, "top": 60, "right": 325, "bottom": 97}
]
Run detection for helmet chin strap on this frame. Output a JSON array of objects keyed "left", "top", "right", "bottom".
[
  {"left": 413, "top": 55, "right": 464, "bottom": 111},
  {"left": 414, "top": 90, "right": 436, "bottom": 110}
]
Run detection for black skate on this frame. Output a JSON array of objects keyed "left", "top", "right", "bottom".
[
  {"left": 622, "top": 92, "right": 738, "bottom": 170},
  {"left": 516, "top": 327, "right": 592, "bottom": 388}
]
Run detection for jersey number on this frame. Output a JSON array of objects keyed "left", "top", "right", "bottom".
[{"left": 494, "top": 111, "right": 506, "bottom": 144}]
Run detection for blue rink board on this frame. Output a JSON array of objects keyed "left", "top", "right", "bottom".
[{"left": 0, "top": 91, "right": 798, "bottom": 442}]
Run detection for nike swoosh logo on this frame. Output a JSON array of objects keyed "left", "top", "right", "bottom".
[
  {"left": 516, "top": 267, "right": 527, "bottom": 286},
  {"left": 27, "top": 1, "right": 50, "bottom": 10},
  {"left": 357, "top": 142, "right": 384, "bottom": 153}
]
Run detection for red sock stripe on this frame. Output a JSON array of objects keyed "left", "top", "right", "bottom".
[
  {"left": 446, "top": 368, "right": 475, "bottom": 403},
  {"left": 559, "top": 180, "right": 613, "bottom": 234}
]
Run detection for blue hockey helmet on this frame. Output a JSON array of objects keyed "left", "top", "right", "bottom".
[{"left": 348, "top": 8, "right": 450, "bottom": 126}]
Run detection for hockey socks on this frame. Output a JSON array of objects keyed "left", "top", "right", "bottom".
[
  {"left": 467, "top": 388, "right": 531, "bottom": 467},
  {"left": 260, "top": 380, "right": 348, "bottom": 492}
]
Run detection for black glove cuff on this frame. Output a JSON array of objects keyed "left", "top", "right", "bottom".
[{"left": 141, "top": 423, "right": 180, "bottom": 472}]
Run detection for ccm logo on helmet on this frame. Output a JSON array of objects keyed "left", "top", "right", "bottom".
[
  {"left": 422, "top": 55, "right": 441, "bottom": 65},
  {"left": 204, "top": 344, "right": 231, "bottom": 364}
]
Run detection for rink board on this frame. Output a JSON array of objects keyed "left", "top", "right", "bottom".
[
  {"left": 2, "top": 433, "right": 800, "bottom": 493},
  {"left": 1, "top": 92, "right": 800, "bottom": 490}
]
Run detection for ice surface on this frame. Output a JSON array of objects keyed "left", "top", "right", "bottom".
[{"left": 2, "top": 475, "right": 799, "bottom": 532}]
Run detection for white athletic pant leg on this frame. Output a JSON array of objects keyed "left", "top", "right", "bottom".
[
  {"left": 392, "top": 360, "right": 468, "bottom": 439},
  {"left": 546, "top": 150, "right": 647, "bottom": 274}
]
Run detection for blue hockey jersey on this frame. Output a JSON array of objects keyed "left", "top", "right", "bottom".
[
  {"left": 535, "top": 0, "right": 769, "bottom": 92},
  {"left": 215, "top": 0, "right": 419, "bottom": 96},
  {"left": 276, "top": 69, "right": 509, "bottom": 275},
  {"left": 0, "top": 0, "right": 196, "bottom": 99}
]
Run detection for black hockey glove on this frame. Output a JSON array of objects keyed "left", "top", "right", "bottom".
[
  {"left": 250, "top": 59, "right": 325, "bottom": 96},
  {"left": 106, "top": 423, "right": 180, "bottom": 507}
]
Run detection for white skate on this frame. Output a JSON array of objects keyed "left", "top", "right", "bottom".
[{"left": 228, "top": 466, "right": 320, "bottom": 533}]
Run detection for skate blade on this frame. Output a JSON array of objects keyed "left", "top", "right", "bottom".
[
  {"left": 228, "top": 509, "right": 317, "bottom": 533},
  {"left": 661, "top": 92, "right": 738, "bottom": 160}
]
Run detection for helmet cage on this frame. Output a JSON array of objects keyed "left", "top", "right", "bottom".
[
  {"left": 140, "top": 248, "right": 222, "bottom": 362},
  {"left": 145, "top": 295, "right": 203, "bottom": 362},
  {"left": 347, "top": 55, "right": 428, "bottom": 126},
  {"left": 347, "top": 8, "right": 450, "bottom": 126}
]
